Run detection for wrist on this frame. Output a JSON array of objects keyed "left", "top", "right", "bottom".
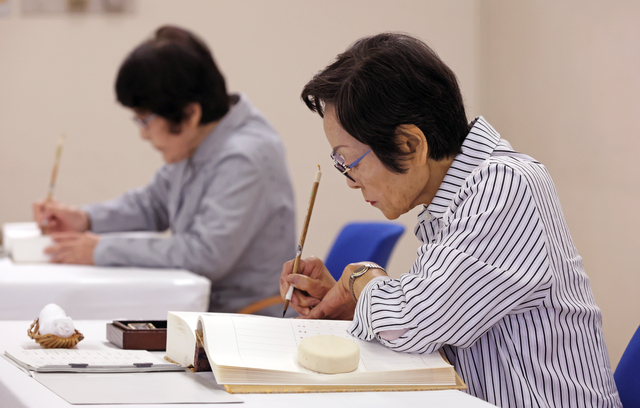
[
  {"left": 80, "top": 211, "right": 91, "bottom": 231},
  {"left": 353, "top": 270, "right": 389, "bottom": 301},
  {"left": 349, "top": 263, "right": 387, "bottom": 302}
]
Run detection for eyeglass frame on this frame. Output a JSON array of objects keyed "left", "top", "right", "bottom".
[
  {"left": 132, "top": 113, "right": 156, "bottom": 129},
  {"left": 330, "top": 148, "right": 372, "bottom": 182}
]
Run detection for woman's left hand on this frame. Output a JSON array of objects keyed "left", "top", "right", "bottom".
[
  {"left": 45, "top": 232, "right": 100, "bottom": 265},
  {"left": 300, "top": 263, "right": 361, "bottom": 321}
]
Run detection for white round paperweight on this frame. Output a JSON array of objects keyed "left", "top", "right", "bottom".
[{"left": 298, "top": 335, "right": 360, "bottom": 374}]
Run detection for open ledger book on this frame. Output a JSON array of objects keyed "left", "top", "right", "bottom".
[{"left": 166, "top": 311, "right": 466, "bottom": 393}]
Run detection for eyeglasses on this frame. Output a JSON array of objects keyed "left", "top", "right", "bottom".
[
  {"left": 132, "top": 114, "right": 156, "bottom": 129},
  {"left": 330, "top": 149, "right": 371, "bottom": 182}
]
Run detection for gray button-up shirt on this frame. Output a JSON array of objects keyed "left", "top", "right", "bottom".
[{"left": 84, "top": 94, "right": 296, "bottom": 313}]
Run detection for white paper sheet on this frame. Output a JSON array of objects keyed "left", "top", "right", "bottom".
[
  {"left": 33, "top": 371, "right": 241, "bottom": 404},
  {"left": 5, "top": 348, "right": 185, "bottom": 373}
]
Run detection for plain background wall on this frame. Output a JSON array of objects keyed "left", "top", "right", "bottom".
[
  {"left": 0, "top": 0, "right": 637, "bottom": 369},
  {"left": 479, "top": 0, "right": 640, "bottom": 371}
]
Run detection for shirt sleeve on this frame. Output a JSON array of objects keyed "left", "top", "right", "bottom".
[
  {"left": 92, "top": 153, "right": 269, "bottom": 283},
  {"left": 348, "top": 162, "right": 554, "bottom": 354},
  {"left": 84, "top": 167, "right": 171, "bottom": 233}
]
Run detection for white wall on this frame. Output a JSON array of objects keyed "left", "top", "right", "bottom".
[{"left": 480, "top": 0, "right": 640, "bottom": 369}]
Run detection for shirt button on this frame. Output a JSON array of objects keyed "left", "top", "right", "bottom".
[{"left": 421, "top": 212, "right": 433, "bottom": 223}]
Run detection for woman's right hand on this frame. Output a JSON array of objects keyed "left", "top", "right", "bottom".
[
  {"left": 32, "top": 199, "right": 90, "bottom": 233},
  {"left": 280, "top": 256, "right": 336, "bottom": 317}
]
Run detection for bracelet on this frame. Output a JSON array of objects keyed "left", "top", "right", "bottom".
[{"left": 349, "top": 263, "right": 386, "bottom": 302}]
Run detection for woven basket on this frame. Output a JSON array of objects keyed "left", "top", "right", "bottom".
[{"left": 28, "top": 319, "right": 84, "bottom": 349}]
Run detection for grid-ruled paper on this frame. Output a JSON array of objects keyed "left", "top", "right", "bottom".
[
  {"left": 200, "top": 314, "right": 451, "bottom": 374},
  {"left": 4, "top": 348, "right": 182, "bottom": 372}
]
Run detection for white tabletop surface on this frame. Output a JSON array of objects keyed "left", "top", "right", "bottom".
[
  {"left": 0, "top": 320, "right": 497, "bottom": 408},
  {"left": 0, "top": 257, "right": 211, "bottom": 320}
]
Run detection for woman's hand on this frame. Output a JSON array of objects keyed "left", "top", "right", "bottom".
[
  {"left": 280, "top": 256, "right": 336, "bottom": 316},
  {"left": 33, "top": 200, "right": 90, "bottom": 234},
  {"left": 45, "top": 232, "right": 100, "bottom": 265},
  {"left": 302, "top": 263, "right": 361, "bottom": 320}
]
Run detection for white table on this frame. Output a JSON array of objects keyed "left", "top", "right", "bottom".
[
  {"left": 0, "top": 258, "right": 211, "bottom": 320},
  {"left": 0, "top": 320, "right": 497, "bottom": 407}
]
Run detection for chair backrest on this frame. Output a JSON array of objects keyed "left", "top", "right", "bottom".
[
  {"left": 324, "top": 222, "right": 405, "bottom": 281},
  {"left": 614, "top": 324, "right": 640, "bottom": 407}
]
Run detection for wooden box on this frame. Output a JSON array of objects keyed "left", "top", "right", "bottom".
[{"left": 106, "top": 320, "right": 167, "bottom": 351}]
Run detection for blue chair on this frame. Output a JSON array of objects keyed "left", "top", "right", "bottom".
[
  {"left": 238, "top": 221, "right": 405, "bottom": 315},
  {"left": 615, "top": 324, "right": 640, "bottom": 407},
  {"left": 324, "top": 221, "right": 405, "bottom": 280}
]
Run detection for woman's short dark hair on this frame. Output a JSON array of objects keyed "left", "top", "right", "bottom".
[
  {"left": 116, "top": 25, "right": 228, "bottom": 130},
  {"left": 301, "top": 33, "right": 468, "bottom": 173}
]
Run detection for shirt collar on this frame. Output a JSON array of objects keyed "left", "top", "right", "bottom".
[
  {"left": 191, "top": 93, "right": 251, "bottom": 164},
  {"left": 424, "top": 116, "right": 501, "bottom": 219}
]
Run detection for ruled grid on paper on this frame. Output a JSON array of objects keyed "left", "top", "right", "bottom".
[
  {"left": 203, "top": 314, "right": 450, "bottom": 374},
  {"left": 4, "top": 348, "right": 179, "bottom": 372},
  {"left": 13, "top": 349, "right": 158, "bottom": 367}
]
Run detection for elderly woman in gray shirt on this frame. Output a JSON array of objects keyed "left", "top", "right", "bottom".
[{"left": 33, "top": 26, "right": 296, "bottom": 314}]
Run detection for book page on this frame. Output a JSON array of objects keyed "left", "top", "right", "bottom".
[
  {"left": 166, "top": 311, "right": 202, "bottom": 367},
  {"left": 199, "top": 314, "right": 451, "bottom": 375},
  {"left": 165, "top": 311, "right": 240, "bottom": 367}
]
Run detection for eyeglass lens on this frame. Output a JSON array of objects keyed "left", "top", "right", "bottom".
[
  {"left": 330, "top": 152, "right": 355, "bottom": 181},
  {"left": 133, "top": 114, "right": 155, "bottom": 129}
]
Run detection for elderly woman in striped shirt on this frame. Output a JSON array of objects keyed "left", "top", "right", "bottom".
[{"left": 280, "top": 33, "right": 621, "bottom": 408}]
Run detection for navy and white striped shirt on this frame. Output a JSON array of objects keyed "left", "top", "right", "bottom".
[{"left": 349, "top": 117, "right": 621, "bottom": 407}]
